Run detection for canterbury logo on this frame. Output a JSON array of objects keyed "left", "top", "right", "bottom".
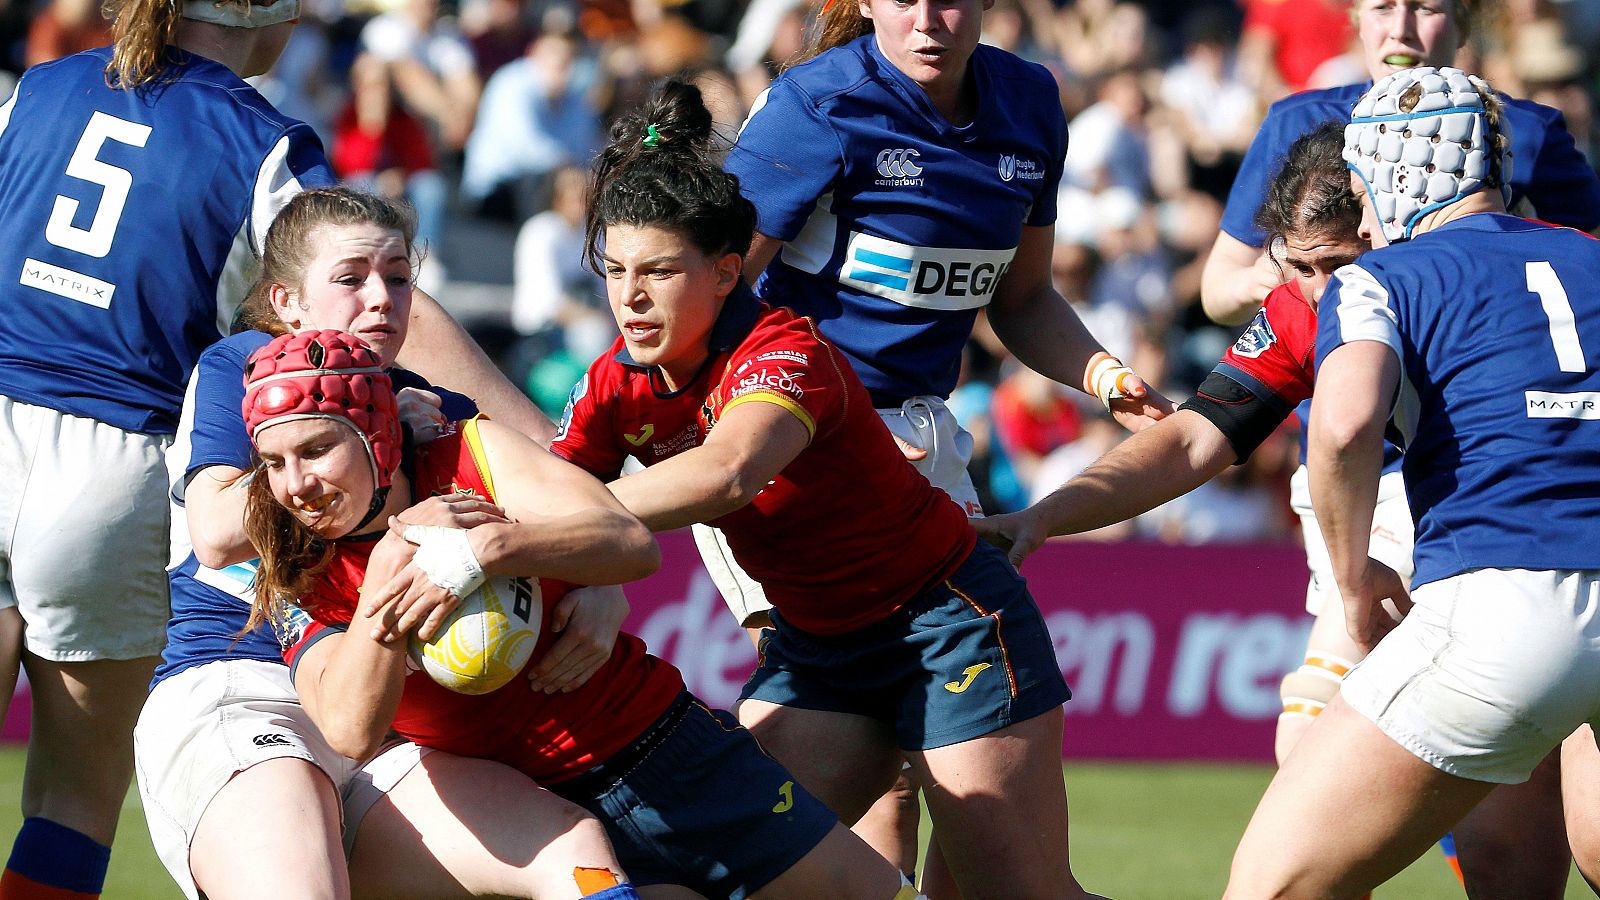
[
  {"left": 252, "top": 733, "right": 292, "bottom": 747},
  {"left": 876, "top": 148, "right": 923, "bottom": 179},
  {"left": 624, "top": 424, "right": 655, "bottom": 446},
  {"left": 944, "top": 663, "right": 992, "bottom": 694},
  {"left": 773, "top": 780, "right": 795, "bottom": 813}
]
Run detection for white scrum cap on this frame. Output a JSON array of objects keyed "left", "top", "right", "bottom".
[
  {"left": 182, "top": 0, "right": 300, "bottom": 28},
  {"left": 1344, "top": 66, "right": 1511, "bottom": 242}
]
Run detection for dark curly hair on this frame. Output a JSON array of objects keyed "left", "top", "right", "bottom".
[
  {"left": 1255, "top": 121, "right": 1362, "bottom": 253},
  {"left": 584, "top": 79, "right": 756, "bottom": 271}
]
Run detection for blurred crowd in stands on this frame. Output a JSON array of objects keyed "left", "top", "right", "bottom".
[{"left": 2, "top": 0, "right": 1596, "bottom": 540}]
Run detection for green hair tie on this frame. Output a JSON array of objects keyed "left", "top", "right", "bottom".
[{"left": 643, "top": 124, "right": 663, "bottom": 149}]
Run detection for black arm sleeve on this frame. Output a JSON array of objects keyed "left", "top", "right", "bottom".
[{"left": 1179, "top": 371, "right": 1294, "bottom": 464}]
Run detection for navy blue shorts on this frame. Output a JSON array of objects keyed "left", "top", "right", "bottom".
[
  {"left": 739, "top": 541, "right": 1071, "bottom": 750},
  {"left": 550, "top": 692, "right": 836, "bottom": 899}
]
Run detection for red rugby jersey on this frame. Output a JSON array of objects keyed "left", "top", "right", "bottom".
[
  {"left": 1214, "top": 278, "right": 1316, "bottom": 406},
  {"left": 552, "top": 288, "right": 975, "bottom": 635},
  {"left": 283, "top": 417, "right": 683, "bottom": 783}
]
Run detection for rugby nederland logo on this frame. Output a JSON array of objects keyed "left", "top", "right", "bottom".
[{"left": 998, "top": 154, "right": 1017, "bottom": 182}]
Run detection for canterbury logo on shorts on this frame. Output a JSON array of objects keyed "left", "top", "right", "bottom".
[{"left": 838, "top": 232, "right": 1016, "bottom": 311}]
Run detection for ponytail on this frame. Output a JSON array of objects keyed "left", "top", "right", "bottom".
[
  {"left": 585, "top": 78, "right": 755, "bottom": 270},
  {"left": 794, "top": 0, "right": 871, "bottom": 66},
  {"left": 105, "top": 0, "right": 183, "bottom": 88}
]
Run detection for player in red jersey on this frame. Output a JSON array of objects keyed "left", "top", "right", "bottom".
[
  {"left": 547, "top": 80, "right": 1091, "bottom": 899},
  {"left": 243, "top": 330, "right": 916, "bottom": 900}
]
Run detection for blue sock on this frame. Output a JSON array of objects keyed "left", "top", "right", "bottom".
[
  {"left": 1, "top": 817, "right": 110, "bottom": 898},
  {"left": 585, "top": 884, "right": 641, "bottom": 899}
]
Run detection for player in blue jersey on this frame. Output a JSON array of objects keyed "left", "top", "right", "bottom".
[
  {"left": 1196, "top": 4, "right": 1596, "bottom": 886},
  {"left": 721, "top": 1, "right": 1165, "bottom": 884},
  {"left": 1226, "top": 67, "right": 1600, "bottom": 898},
  {"left": 142, "top": 188, "right": 641, "bottom": 900},
  {"left": 0, "top": 1, "right": 550, "bottom": 894},
  {"left": 1201, "top": 0, "right": 1600, "bottom": 325}
]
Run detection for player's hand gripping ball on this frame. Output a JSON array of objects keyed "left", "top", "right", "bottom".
[{"left": 408, "top": 575, "right": 541, "bottom": 694}]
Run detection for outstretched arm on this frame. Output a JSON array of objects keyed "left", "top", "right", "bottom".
[
  {"left": 606, "top": 400, "right": 811, "bottom": 532},
  {"left": 397, "top": 289, "right": 556, "bottom": 445},
  {"left": 361, "top": 420, "right": 659, "bottom": 643},
  {"left": 988, "top": 225, "right": 1174, "bottom": 432},
  {"left": 976, "top": 409, "right": 1233, "bottom": 565}
]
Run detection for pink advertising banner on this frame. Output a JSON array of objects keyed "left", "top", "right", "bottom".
[
  {"left": 2, "top": 533, "right": 1313, "bottom": 762},
  {"left": 622, "top": 532, "right": 1312, "bottom": 763}
]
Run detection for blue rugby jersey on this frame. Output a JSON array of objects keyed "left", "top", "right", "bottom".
[
  {"left": 1227, "top": 83, "right": 1600, "bottom": 475},
  {"left": 155, "top": 331, "right": 475, "bottom": 687},
  {"left": 726, "top": 35, "right": 1067, "bottom": 404},
  {"left": 1316, "top": 215, "right": 1600, "bottom": 586},
  {"left": 0, "top": 48, "right": 333, "bottom": 435},
  {"left": 1222, "top": 83, "right": 1600, "bottom": 250}
]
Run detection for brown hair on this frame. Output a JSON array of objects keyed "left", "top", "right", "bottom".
[
  {"left": 793, "top": 0, "right": 872, "bottom": 66},
  {"left": 242, "top": 465, "right": 336, "bottom": 635},
  {"left": 104, "top": 0, "right": 265, "bottom": 88},
  {"left": 585, "top": 79, "right": 755, "bottom": 271},
  {"left": 1256, "top": 121, "right": 1361, "bottom": 253},
  {"left": 234, "top": 187, "right": 418, "bottom": 337}
]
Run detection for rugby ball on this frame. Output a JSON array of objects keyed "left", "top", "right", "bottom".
[{"left": 408, "top": 576, "right": 540, "bottom": 695}]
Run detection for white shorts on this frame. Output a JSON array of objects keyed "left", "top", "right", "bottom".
[
  {"left": 695, "top": 395, "right": 982, "bottom": 626},
  {"left": 1341, "top": 568, "right": 1600, "bottom": 784},
  {"left": 0, "top": 396, "right": 170, "bottom": 660},
  {"left": 135, "top": 659, "right": 427, "bottom": 899},
  {"left": 1291, "top": 465, "right": 1414, "bottom": 616}
]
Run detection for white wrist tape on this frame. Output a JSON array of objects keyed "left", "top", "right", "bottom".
[
  {"left": 1084, "top": 351, "right": 1136, "bottom": 410},
  {"left": 403, "top": 525, "right": 486, "bottom": 600}
]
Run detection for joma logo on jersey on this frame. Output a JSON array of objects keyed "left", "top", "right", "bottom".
[
  {"left": 1232, "top": 309, "right": 1277, "bottom": 359},
  {"left": 875, "top": 148, "right": 924, "bottom": 186},
  {"left": 839, "top": 232, "right": 1017, "bottom": 311}
]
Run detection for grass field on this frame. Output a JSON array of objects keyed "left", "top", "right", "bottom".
[{"left": 0, "top": 750, "right": 1585, "bottom": 898}]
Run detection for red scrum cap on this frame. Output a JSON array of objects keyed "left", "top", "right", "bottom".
[{"left": 243, "top": 330, "right": 401, "bottom": 491}]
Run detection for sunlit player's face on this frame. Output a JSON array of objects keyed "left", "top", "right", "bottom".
[
  {"left": 257, "top": 418, "right": 375, "bottom": 538},
  {"left": 602, "top": 224, "right": 740, "bottom": 391},
  {"left": 1281, "top": 228, "right": 1367, "bottom": 311},
  {"left": 1357, "top": 0, "right": 1462, "bottom": 81},
  {"left": 859, "top": 0, "right": 992, "bottom": 95},
  {"left": 272, "top": 223, "right": 413, "bottom": 367}
]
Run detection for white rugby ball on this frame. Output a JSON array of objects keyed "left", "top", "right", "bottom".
[{"left": 408, "top": 576, "right": 540, "bottom": 695}]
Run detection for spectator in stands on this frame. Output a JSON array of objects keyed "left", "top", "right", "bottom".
[
  {"left": 332, "top": 53, "right": 448, "bottom": 289},
  {"left": 24, "top": 0, "right": 110, "bottom": 67},
  {"left": 360, "top": 0, "right": 481, "bottom": 150},
  {"left": 462, "top": 29, "right": 602, "bottom": 222},
  {"left": 1235, "top": 0, "right": 1353, "bottom": 98}
]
